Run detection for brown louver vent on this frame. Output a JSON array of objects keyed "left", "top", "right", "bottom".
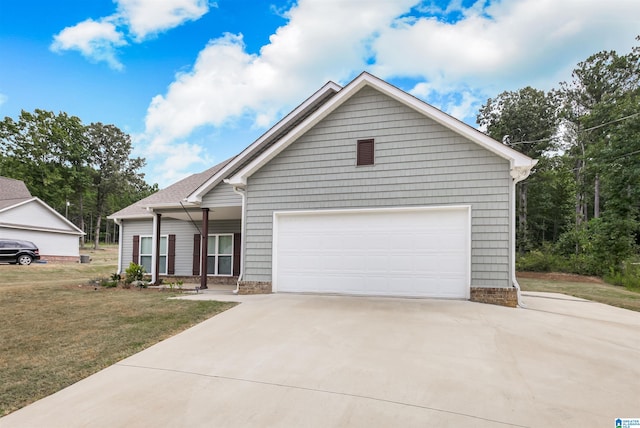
[{"left": 357, "top": 139, "right": 374, "bottom": 166}]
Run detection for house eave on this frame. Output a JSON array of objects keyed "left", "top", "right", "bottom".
[
  {"left": 107, "top": 213, "right": 152, "bottom": 221},
  {"left": 186, "top": 80, "right": 342, "bottom": 201},
  {"left": 144, "top": 201, "right": 200, "bottom": 211},
  {"left": 1, "top": 197, "right": 85, "bottom": 235},
  {"left": 0, "top": 221, "right": 85, "bottom": 236},
  {"left": 228, "top": 72, "right": 537, "bottom": 185}
]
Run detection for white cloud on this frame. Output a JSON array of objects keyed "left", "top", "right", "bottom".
[
  {"left": 131, "top": 129, "right": 213, "bottom": 187},
  {"left": 116, "top": 0, "right": 210, "bottom": 40},
  {"left": 51, "top": 0, "right": 210, "bottom": 68},
  {"left": 0, "top": 93, "right": 7, "bottom": 107},
  {"left": 140, "top": 0, "right": 640, "bottom": 182},
  {"left": 373, "top": 0, "right": 640, "bottom": 93},
  {"left": 409, "top": 81, "right": 484, "bottom": 123},
  {"left": 143, "top": 0, "right": 416, "bottom": 151},
  {"left": 51, "top": 19, "right": 127, "bottom": 70},
  {"left": 151, "top": 141, "right": 213, "bottom": 187}
]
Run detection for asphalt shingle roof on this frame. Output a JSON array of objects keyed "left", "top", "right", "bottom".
[
  {"left": 0, "top": 177, "right": 33, "bottom": 211},
  {"left": 109, "top": 158, "right": 234, "bottom": 219}
]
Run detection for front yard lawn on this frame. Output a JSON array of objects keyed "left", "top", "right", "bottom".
[
  {"left": 0, "top": 246, "right": 235, "bottom": 417},
  {"left": 518, "top": 272, "right": 640, "bottom": 312}
]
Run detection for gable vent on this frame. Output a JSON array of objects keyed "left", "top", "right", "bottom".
[{"left": 357, "top": 139, "right": 374, "bottom": 166}]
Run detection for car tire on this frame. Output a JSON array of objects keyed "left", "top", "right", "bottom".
[{"left": 17, "top": 255, "right": 33, "bottom": 265}]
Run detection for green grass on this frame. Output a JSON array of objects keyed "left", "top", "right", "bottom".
[
  {"left": 0, "top": 245, "right": 119, "bottom": 290},
  {"left": 0, "top": 246, "right": 236, "bottom": 416},
  {"left": 518, "top": 273, "right": 640, "bottom": 312}
]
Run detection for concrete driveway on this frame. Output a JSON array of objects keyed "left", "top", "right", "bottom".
[{"left": 1, "top": 291, "right": 639, "bottom": 428}]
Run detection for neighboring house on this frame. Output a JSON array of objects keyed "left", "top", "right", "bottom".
[
  {"left": 0, "top": 177, "right": 84, "bottom": 262},
  {"left": 109, "top": 72, "right": 536, "bottom": 306}
]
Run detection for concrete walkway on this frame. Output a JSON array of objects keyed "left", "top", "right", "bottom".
[{"left": 1, "top": 291, "right": 639, "bottom": 427}]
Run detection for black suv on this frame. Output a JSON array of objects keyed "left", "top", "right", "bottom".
[{"left": 0, "top": 239, "right": 40, "bottom": 265}]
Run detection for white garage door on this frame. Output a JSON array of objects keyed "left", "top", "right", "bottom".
[{"left": 273, "top": 206, "right": 470, "bottom": 298}]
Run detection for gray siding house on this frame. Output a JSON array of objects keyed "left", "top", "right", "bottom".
[{"left": 109, "top": 72, "right": 536, "bottom": 306}]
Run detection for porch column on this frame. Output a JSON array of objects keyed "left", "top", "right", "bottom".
[
  {"left": 152, "top": 213, "right": 162, "bottom": 285},
  {"left": 200, "top": 208, "right": 209, "bottom": 289}
]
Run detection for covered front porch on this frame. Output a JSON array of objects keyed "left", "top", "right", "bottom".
[{"left": 145, "top": 203, "right": 242, "bottom": 290}]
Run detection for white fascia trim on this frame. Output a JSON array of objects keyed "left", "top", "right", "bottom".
[
  {"left": 372, "top": 77, "right": 536, "bottom": 169},
  {"left": 143, "top": 201, "right": 199, "bottom": 210},
  {"left": 0, "top": 222, "right": 85, "bottom": 236},
  {"left": 107, "top": 213, "right": 152, "bottom": 221},
  {"left": 227, "top": 72, "right": 537, "bottom": 186},
  {"left": 0, "top": 197, "right": 33, "bottom": 212},
  {"left": 3, "top": 197, "right": 85, "bottom": 234},
  {"left": 186, "top": 81, "right": 343, "bottom": 202}
]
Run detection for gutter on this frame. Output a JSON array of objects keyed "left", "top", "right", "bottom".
[
  {"left": 229, "top": 183, "right": 246, "bottom": 294},
  {"left": 509, "top": 161, "right": 538, "bottom": 307}
]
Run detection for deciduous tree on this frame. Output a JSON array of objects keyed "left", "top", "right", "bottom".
[{"left": 477, "top": 87, "right": 559, "bottom": 252}]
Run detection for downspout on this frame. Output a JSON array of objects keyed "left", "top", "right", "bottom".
[
  {"left": 510, "top": 162, "right": 537, "bottom": 307},
  {"left": 230, "top": 185, "right": 246, "bottom": 294}
]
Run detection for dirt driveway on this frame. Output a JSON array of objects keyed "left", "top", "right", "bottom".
[{"left": 1, "top": 291, "right": 639, "bottom": 427}]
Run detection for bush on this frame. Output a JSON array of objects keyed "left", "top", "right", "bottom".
[
  {"left": 125, "top": 262, "right": 145, "bottom": 284},
  {"left": 88, "top": 277, "right": 117, "bottom": 288},
  {"left": 552, "top": 216, "right": 638, "bottom": 277},
  {"left": 604, "top": 259, "right": 640, "bottom": 290},
  {"left": 516, "top": 249, "right": 555, "bottom": 272}
]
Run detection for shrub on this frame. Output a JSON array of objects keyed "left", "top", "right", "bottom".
[
  {"left": 88, "top": 277, "right": 117, "bottom": 288},
  {"left": 604, "top": 258, "right": 640, "bottom": 290},
  {"left": 516, "top": 249, "right": 554, "bottom": 272},
  {"left": 125, "top": 262, "right": 145, "bottom": 284},
  {"left": 553, "top": 216, "right": 638, "bottom": 277}
]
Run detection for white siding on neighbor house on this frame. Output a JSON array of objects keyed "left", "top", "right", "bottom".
[
  {"left": 0, "top": 200, "right": 75, "bottom": 232},
  {"left": 243, "top": 86, "right": 511, "bottom": 287},
  {"left": 201, "top": 183, "right": 242, "bottom": 207},
  {"left": 119, "top": 218, "right": 241, "bottom": 275},
  {"left": 0, "top": 227, "right": 79, "bottom": 257}
]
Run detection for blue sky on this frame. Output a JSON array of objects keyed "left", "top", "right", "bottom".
[{"left": 1, "top": 0, "right": 638, "bottom": 188}]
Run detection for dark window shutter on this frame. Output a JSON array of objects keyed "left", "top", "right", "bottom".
[
  {"left": 357, "top": 139, "right": 374, "bottom": 166},
  {"left": 192, "top": 234, "right": 201, "bottom": 275},
  {"left": 233, "top": 233, "right": 241, "bottom": 276},
  {"left": 132, "top": 235, "right": 140, "bottom": 263},
  {"left": 167, "top": 234, "right": 176, "bottom": 275}
]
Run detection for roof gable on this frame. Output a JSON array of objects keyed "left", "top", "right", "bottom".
[
  {"left": 226, "top": 72, "right": 536, "bottom": 186},
  {"left": 0, "top": 197, "right": 84, "bottom": 235},
  {"left": 186, "top": 80, "right": 342, "bottom": 203}
]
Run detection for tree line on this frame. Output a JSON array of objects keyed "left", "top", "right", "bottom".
[
  {"left": 478, "top": 37, "right": 640, "bottom": 281},
  {"left": 1, "top": 39, "right": 638, "bottom": 278},
  {"left": 0, "top": 111, "right": 157, "bottom": 248}
]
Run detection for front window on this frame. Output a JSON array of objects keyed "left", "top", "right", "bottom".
[
  {"left": 140, "top": 236, "right": 167, "bottom": 274},
  {"left": 207, "top": 234, "right": 233, "bottom": 275}
]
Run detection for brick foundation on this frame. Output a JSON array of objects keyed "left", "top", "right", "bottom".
[
  {"left": 40, "top": 255, "right": 81, "bottom": 263},
  {"left": 238, "top": 281, "right": 272, "bottom": 295},
  {"left": 470, "top": 287, "right": 518, "bottom": 308}
]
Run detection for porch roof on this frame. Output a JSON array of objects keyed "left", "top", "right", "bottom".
[{"left": 108, "top": 158, "right": 234, "bottom": 221}]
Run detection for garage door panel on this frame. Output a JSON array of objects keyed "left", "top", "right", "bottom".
[{"left": 274, "top": 207, "right": 470, "bottom": 298}]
